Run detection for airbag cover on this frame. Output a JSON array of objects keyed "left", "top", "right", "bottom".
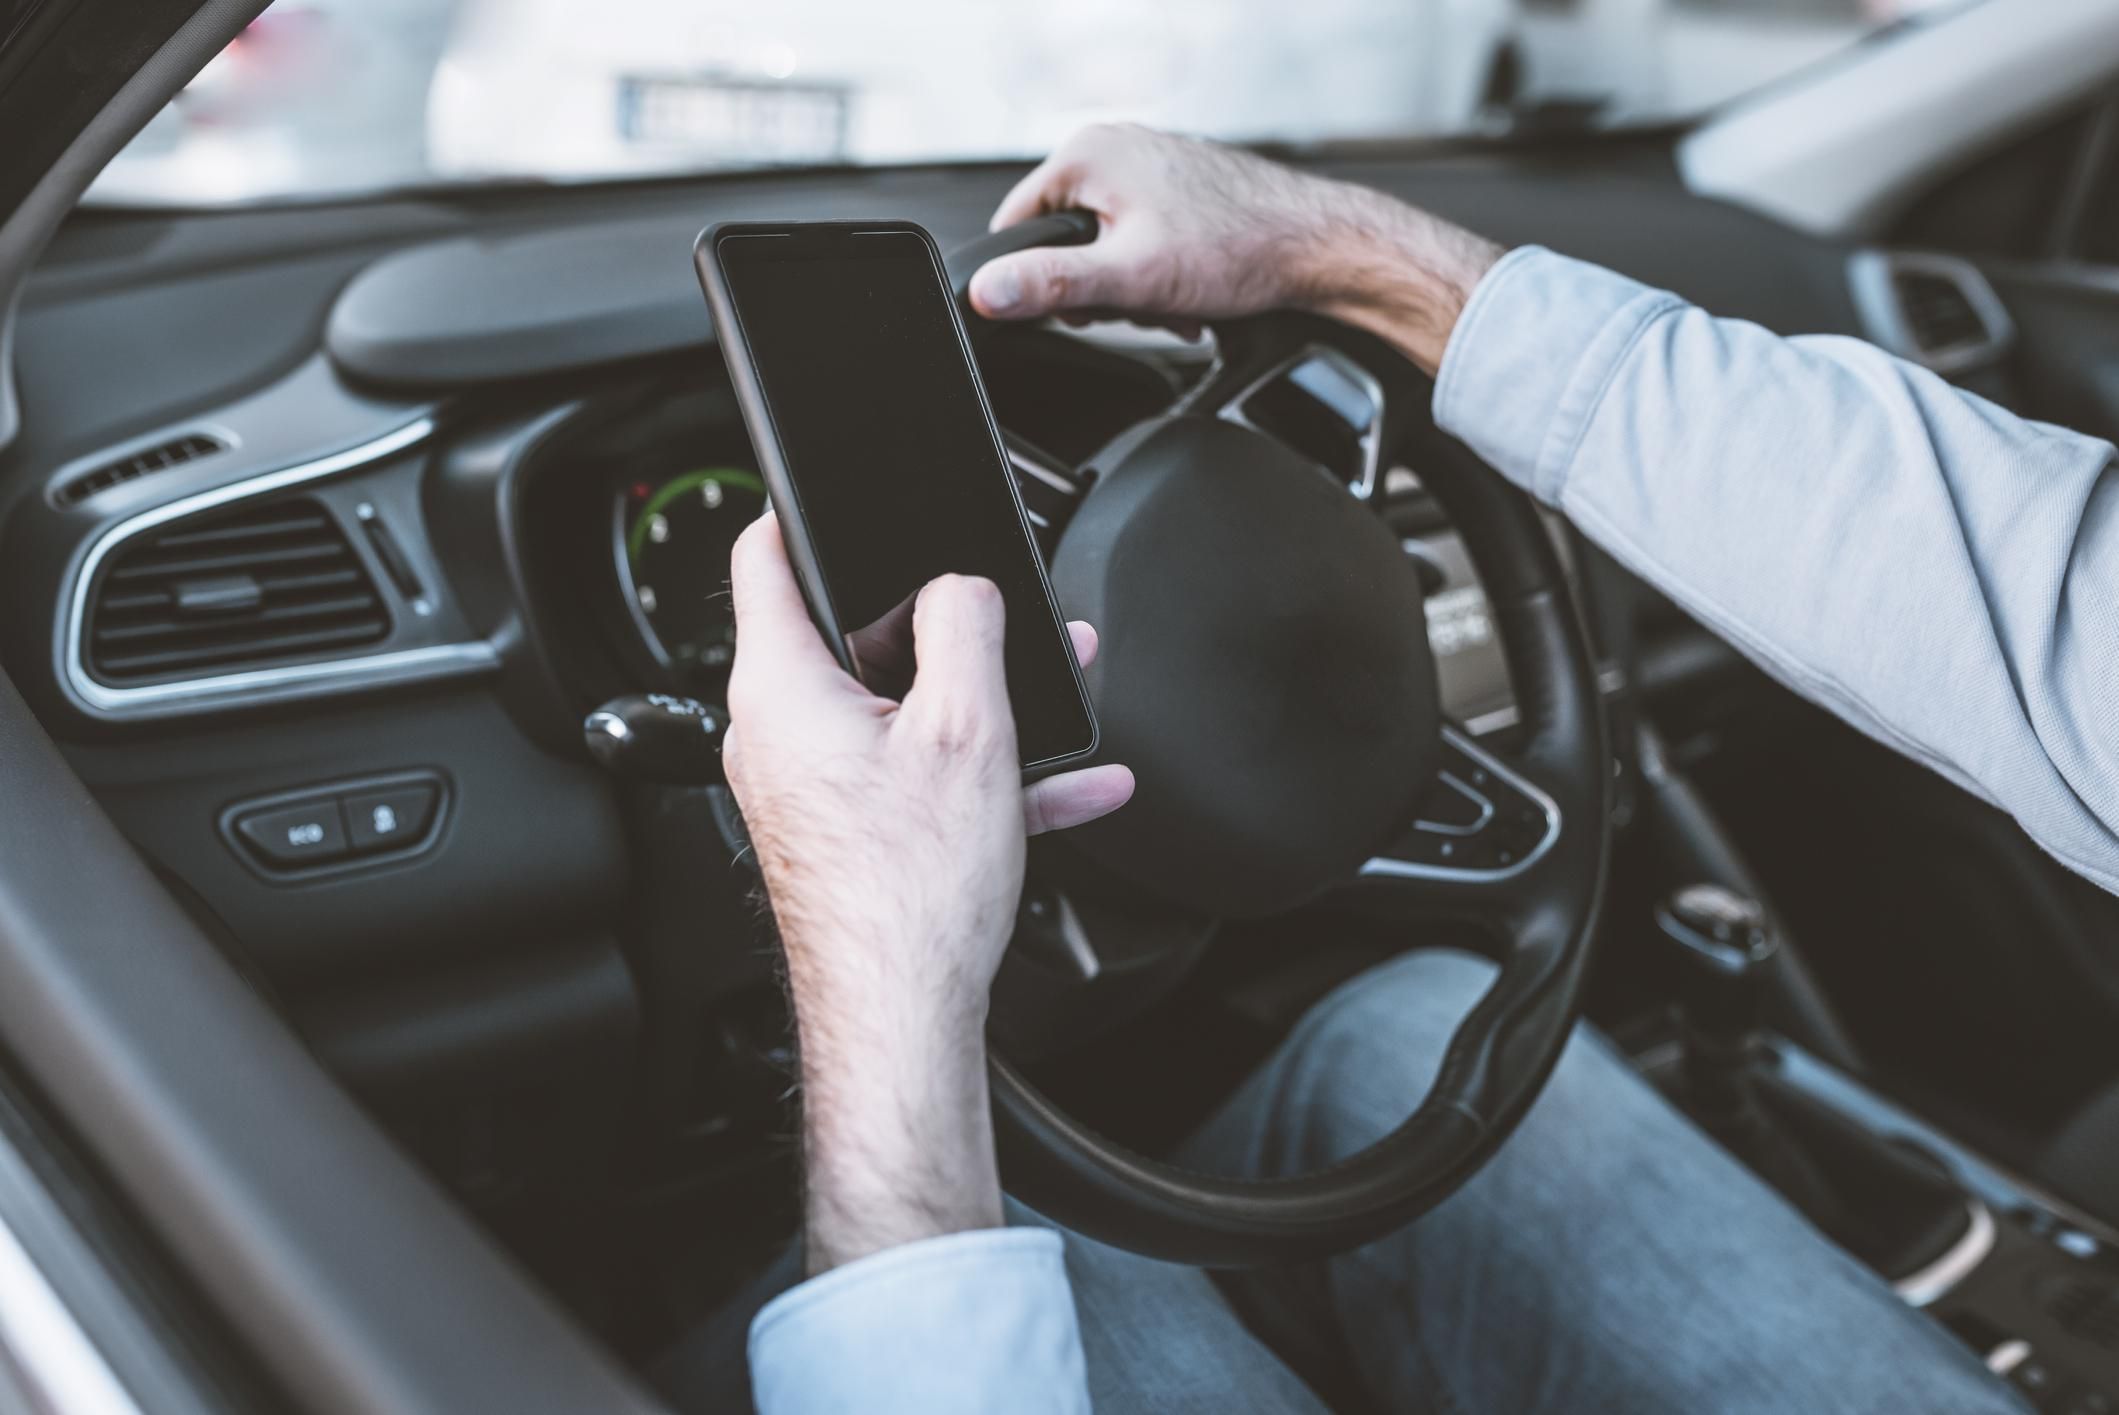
[{"left": 1051, "top": 416, "right": 1439, "bottom": 917}]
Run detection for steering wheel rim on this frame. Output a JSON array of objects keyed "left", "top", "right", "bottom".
[{"left": 953, "top": 214, "right": 1613, "bottom": 1267}]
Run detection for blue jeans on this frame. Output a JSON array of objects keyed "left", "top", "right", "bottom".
[{"left": 664, "top": 950, "right": 2025, "bottom": 1413}]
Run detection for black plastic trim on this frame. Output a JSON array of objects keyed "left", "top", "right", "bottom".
[{"left": 0, "top": 663, "right": 662, "bottom": 1412}]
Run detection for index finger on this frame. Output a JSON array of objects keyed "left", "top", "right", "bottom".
[{"left": 990, "top": 151, "right": 1079, "bottom": 232}]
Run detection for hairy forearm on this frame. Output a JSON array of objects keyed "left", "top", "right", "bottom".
[
  {"left": 790, "top": 973, "right": 1004, "bottom": 1276},
  {"left": 1295, "top": 183, "right": 1505, "bottom": 376}
]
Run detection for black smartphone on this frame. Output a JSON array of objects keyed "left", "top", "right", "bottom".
[{"left": 696, "top": 219, "right": 1098, "bottom": 774}]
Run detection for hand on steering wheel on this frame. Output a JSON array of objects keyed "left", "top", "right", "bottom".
[
  {"left": 951, "top": 125, "right": 1612, "bottom": 1267},
  {"left": 966, "top": 123, "right": 1503, "bottom": 376}
]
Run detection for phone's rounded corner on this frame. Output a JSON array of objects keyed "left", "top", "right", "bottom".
[
  {"left": 1076, "top": 714, "right": 1101, "bottom": 766},
  {"left": 894, "top": 218, "right": 942, "bottom": 249},
  {"left": 1021, "top": 716, "right": 1102, "bottom": 783},
  {"left": 697, "top": 222, "right": 745, "bottom": 263}
]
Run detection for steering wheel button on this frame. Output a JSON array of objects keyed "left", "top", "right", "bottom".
[
  {"left": 343, "top": 784, "right": 440, "bottom": 853},
  {"left": 1413, "top": 773, "right": 1488, "bottom": 832},
  {"left": 236, "top": 800, "right": 349, "bottom": 867}
]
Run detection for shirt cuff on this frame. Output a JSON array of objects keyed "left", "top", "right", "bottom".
[
  {"left": 749, "top": 1228, "right": 1089, "bottom": 1415},
  {"left": 1433, "top": 245, "right": 1684, "bottom": 504}
]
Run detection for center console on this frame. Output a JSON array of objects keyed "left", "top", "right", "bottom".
[
  {"left": 1761, "top": 1045, "right": 2119, "bottom": 1415},
  {"left": 1638, "top": 890, "right": 2119, "bottom": 1414}
]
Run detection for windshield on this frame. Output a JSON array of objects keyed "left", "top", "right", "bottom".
[{"left": 90, "top": 0, "right": 1975, "bottom": 207}]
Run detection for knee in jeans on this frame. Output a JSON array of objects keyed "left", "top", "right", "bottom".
[
  {"left": 1290, "top": 948, "right": 1499, "bottom": 1073},
  {"left": 1264, "top": 949, "right": 1502, "bottom": 1145},
  {"left": 1249, "top": 951, "right": 1670, "bottom": 1201}
]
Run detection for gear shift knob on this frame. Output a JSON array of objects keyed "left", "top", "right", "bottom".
[
  {"left": 1653, "top": 885, "right": 1976, "bottom": 1281},
  {"left": 1657, "top": 882, "right": 1779, "bottom": 1042}
]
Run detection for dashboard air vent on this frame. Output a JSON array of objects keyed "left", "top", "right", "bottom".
[
  {"left": 55, "top": 431, "right": 228, "bottom": 507},
  {"left": 86, "top": 496, "right": 390, "bottom": 685},
  {"left": 1848, "top": 252, "right": 2012, "bottom": 377},
  {"left": 1893, "top": 270, "right": 1989, "bottom": 355}
]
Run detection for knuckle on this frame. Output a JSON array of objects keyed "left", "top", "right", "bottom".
[
  {"left": 1068, "top": 122, "right": 1115, "bottom": 153},
  {"left": 920, "top": 701, "right": 1004, "bottom": 762},
  {"left": 724, "top": 672, "right": 771, "bottom": 726},
  {"left": 1023, "top": 259, "right": 1068, "bottom": 309}
]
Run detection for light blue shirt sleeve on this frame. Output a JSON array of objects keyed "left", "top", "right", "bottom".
[
  {"left": 1435, "top": 246, "right": 2119, "bottom": 895},
  {"left": 749, "top": 1228, "right": 1090, "bottom": 1415}
]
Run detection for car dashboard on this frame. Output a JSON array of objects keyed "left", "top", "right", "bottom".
[{"left": 0, "top": 145, "right": 1879, "bottom": 1221}]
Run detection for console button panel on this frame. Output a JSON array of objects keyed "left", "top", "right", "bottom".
[
  {"left": 222, "top": 771, "right": 448, "bottom": 879},
  {"left": 344, "top": 782, "right": 440, "bottom": 853},
  {"left": 234, "top": 799, "right": 348, "bottom": 868}
]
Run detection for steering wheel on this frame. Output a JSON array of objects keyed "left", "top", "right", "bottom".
[{"left": 946, "top": 212, "right": 1613, "bottom": 1267}]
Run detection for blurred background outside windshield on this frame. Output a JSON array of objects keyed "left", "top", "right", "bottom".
[{"left": 91, "top": 0, "right": 1971, "bottom": 206}]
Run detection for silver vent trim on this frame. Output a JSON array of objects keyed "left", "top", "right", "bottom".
[
  {"left": 1847, "top": 250, "right": 2015, "bottom": 376},
  {"left": 63, "top": 418, "right": 499, "bottom": 717}
]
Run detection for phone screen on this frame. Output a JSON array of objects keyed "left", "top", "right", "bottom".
[{"left": 718, "top": 228, "right": 1095, "bottom": 766}]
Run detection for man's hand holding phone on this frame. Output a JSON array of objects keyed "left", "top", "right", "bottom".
[{"left": 725, "top": 512, "right": 1132, "bottom": 1274}]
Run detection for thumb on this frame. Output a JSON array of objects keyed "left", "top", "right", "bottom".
[{"left": 970, "top": 247, "right": 1118, "bottom": 323}]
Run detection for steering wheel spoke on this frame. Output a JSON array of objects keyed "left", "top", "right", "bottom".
[
  {"left": 1358, "top": 723, "right": 1563, "bottom": 901},
  {"left": 1181, "top": 326, "right": 1394, "bottom": 502}
]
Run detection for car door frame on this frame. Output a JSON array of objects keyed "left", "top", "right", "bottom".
[{"left": 0, "top": 5, "right": 666, "bottom": 1411}]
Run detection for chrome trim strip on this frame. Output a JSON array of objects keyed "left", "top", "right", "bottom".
[
  {"left": 1054, "top": 891, "right": 1101, "bottom": 983},
  {"left": 0, "top": 1209, "right": 143, "bottom": 1415},
  {"left": 1006, "top": 446, "right": 1078, "bottom": 496},
  {"left": 1463, "top": 703, "right": 1521, "bottom": 736},
  {"left": 62, "top": 418, "right": 500, "bottom": 716},
  {"left": 610, "top": 477, "right": 673, "bottom": 671},
  {"left": 1893, "top": 1200, "right": 1996, "bottom": 1307},
  {"left": 1359, "top": 725, "right": 1562, "bottom": 884},
  {"left": 73, "top": 642, "right": 497, "bottom": 714},
  {"left": 1409, "top": 770, "right": 1495, "bottom": 837}
]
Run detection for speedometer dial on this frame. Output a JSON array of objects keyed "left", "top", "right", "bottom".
[{"left": 615, "top": 467, "right": 766, "bottom": 674}]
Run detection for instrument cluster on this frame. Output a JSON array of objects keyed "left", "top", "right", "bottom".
[{"left": 608, "top": 462, "right": 766, "bottom": 682}]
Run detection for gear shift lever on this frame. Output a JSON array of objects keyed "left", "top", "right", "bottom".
[
  {"left": 1657, "top": 883, "right": 1779, "bottom": 1130},
  {"left": 1656, "top": 884, "right": 1973, "bottom": 1281}
]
